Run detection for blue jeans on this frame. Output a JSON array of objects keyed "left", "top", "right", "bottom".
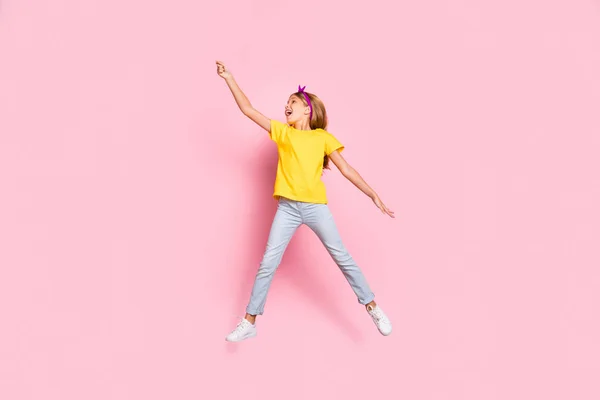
[{"left": 246, "top": 198, "right": 375, "bottom": 315}]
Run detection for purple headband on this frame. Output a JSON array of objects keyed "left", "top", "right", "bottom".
[{"left": 298, "top": 85, "right": 313, "bottom": 121}]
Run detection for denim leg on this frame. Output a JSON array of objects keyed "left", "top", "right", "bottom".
[
  {"left": 302, "top": 203, "right": 375, "bottom": 305},
  {"left": 246, "top": 199, "right": 302, "bottom": 315}
]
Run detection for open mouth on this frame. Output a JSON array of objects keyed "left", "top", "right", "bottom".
[{"left": 285, "top": 110, "right": 292, "bottom": 117}]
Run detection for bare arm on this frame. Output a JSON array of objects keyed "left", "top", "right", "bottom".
[
  {"left": 328, "top": 150, "right": 395, "bottom": 218},
  {"left": 216, "top": 61, "right": 270, "bottom": 132}
]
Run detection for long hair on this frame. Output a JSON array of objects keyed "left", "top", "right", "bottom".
[{"left": 292, "top": 90, "right": 331, "bottom": 170}]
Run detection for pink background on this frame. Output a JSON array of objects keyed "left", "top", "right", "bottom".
[{"left": 1, "top": 0, "right": 599, "bottom": 399}]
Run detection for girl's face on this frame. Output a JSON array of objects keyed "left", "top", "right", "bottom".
[{"left": 284, "top": 95, "right": 310, "bottom": 123}]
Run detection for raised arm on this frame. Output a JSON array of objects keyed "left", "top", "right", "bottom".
[
  {"left": 328, "top": 150, "right": 395, "bottom": 218},
  {"left": 216, "top": 61, "right": 270, "bottom": 132}
]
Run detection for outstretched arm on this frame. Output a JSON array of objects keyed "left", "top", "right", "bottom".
[
  {"left": 328, "top": 150, "right": 395, "bottom": 218},
  {"left": 216, "top": 61, "right": 270, "bottom": 132}
]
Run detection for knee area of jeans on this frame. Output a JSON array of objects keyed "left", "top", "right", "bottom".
[
  {"left": 260, "top": 255, "right": 282, "bottom": 267},
  {"left": 257, "top": 262, "right": 279, "bottom": 276},
  {"left": 333, "top": 255, "right": 355, "bottom": 265},
  {"left": 326, "top": 246, "right": 349, "bottom": 255},
  {"left": 257, "top": 264, "right": 275, "bottom": 274},
  {"left": 263, "top": 243, "right": 287, "bottom": 257}
]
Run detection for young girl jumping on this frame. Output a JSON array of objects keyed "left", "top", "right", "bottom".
[{"left": 216, "top": 61, "right": 395, "bottom": 342}]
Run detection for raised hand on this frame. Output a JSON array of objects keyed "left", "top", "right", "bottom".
[{"left": 216, "top": 60, "right": 232, "bottom": 79}]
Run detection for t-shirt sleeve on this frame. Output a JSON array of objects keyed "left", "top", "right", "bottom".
[
  {"left": 269, "top": 120, "right": 288, "bottom": 143},
  {"left": 324, "top": 131, "right": 344, "bottom": 155}
]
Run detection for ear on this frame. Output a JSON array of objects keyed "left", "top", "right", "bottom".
[{"left": 304, "top": 106, "right": 311, "bottom": 116}]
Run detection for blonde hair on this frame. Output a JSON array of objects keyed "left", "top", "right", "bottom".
[{"left": 292, "top": 90, "right": 331, "bottom": 169}]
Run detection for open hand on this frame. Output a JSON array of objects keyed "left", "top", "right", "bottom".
[
  {"left": 216, "top": 60, "right": 232, "bottom": 79},
  {"left": 373, "top": 196, "right": 395, "bottom": 218}
]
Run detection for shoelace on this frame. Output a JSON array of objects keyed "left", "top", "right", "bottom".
[
  {"left": 369, "top": 307, "right": 384, "bottom": 321},
  {"left": 233, "top": 319, "right": 250, "bottom": 335}
]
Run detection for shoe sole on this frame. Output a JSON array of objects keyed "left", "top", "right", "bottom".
[{"left": 225, "top": 331, "right": 257, "bottom": 342}]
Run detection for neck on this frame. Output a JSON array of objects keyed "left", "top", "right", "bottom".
[{"left": 293, "top": 119, "right": 311, "bottom": 130}]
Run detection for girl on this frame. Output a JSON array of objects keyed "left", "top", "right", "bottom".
[{"left": 216, "top": 61, "right": 394, "bottom": 342}]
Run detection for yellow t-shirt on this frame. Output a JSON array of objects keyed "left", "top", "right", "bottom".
[{"left": 269, "top": 119, "right": 344, "bottom": 204}]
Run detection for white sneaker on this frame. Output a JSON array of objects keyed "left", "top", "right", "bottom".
[
  {"left": 367, "top": 304, "right": 392, "bottom": 336},
  {"left": 225, "top": 318, "right": 257, "bottom": 342}
]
